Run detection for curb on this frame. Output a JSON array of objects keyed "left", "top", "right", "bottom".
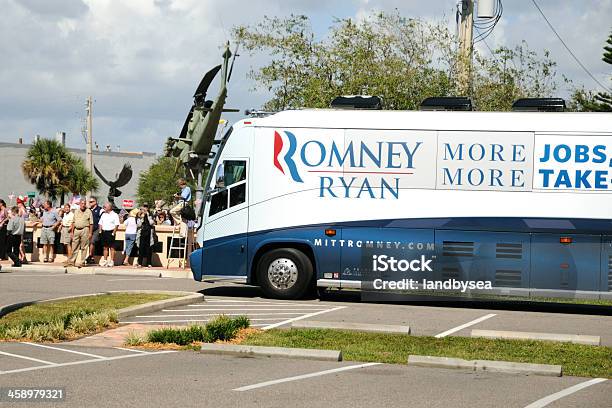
[
  {"left": 471, "top": 329, "right": 601, "bottom": 346},
  {"left": 292, "top": 320, "right": 410, "bottom": 334},
  {"left": 0, "top": 263, "right": 193, "bottom": 279},
  {"left": 91, "top": 268, "right": 161, "bottom": 278},
  {"left": 0, "top": 290, "right": 202, "bottom": 319},
  {"left": 117, "top": 293, "right": 204, "bottom": 319},
  {"left": 407, "top": 355, "right": 562, "bottom": 377},
  {"left": 0, "top": 265, "right": 67, "bottom": 273},
  {"left": 200, "top": 343, "right": 342, "bottom": 361},
  {"left": 160, "top": 270, "right": 193, "bottom": 279}
]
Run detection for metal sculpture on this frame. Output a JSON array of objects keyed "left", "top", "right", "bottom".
[
  {"left": 94, "top": 163, "right": 133, "bottom": 209},
  {"left": 164, "top": 42, "right": 238, "bottom": 218}
]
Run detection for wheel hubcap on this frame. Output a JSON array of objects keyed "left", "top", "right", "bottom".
[{"left": 267, "top": 258, "right": 298, "bottom": 290}]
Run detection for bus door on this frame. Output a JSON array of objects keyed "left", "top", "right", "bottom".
[{"left": 202, "top": 159, "right": 249, "bottom": 278}]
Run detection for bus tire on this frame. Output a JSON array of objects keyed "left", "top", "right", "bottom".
[{"left": 257, "top": 248, "right": 313, "bottom": 299}]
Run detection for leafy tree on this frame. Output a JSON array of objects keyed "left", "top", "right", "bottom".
[
  {"left": 569, "top": 31, "right": 611, "bottom": 112},
  {"left": 136, "top": 156, "right": 199, "bottom": 207},
  {"left": 472, "top": 43, "right": 557, "bottom": 111},
  {"left": 234, "top": 11, "right": 559, "bottom": 111}
]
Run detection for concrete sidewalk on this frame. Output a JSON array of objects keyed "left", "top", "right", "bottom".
[
  {"left": 66, "top": 323, "right": 173, "bottom": 348},
  {"left": 0, "top": 260, "right": 192, "bottom": 279}
]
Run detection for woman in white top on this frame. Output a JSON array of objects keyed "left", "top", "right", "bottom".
[{"left": 122, "top": 208, "right": 139, "bottom": 266}]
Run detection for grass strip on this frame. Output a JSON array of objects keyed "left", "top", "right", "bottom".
[
  {"left": 0, "top": 293, "right": 179, "bottom": 342},
  {"left": 241, "top": 328, "right": 612, "bottom": 378},
  {"left": 0, "top": 293, "right": 176, "bottom": 327}
]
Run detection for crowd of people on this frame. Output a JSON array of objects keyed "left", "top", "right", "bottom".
[{"left": 0, "top": 178, "right": 192, "bottom": 268}]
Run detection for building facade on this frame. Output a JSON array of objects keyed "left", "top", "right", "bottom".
[{"left": 0, "top": 140, "right": 157, "bottom": 205}]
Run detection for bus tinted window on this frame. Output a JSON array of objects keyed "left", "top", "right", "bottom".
[
  {"left": 224, "top": 160, "right": 246, "bottom": 186},
  {"left": 209, "top": 189, "right": 228, "bottom": 216}
]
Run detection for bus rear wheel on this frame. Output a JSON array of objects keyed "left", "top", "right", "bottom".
[{"left": 257, "top": 248, "right": 313, "bottom": 299}]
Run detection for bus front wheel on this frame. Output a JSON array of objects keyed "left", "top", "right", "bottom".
[{"left": 257, "top": 248, "right": 313, "bottom": 299}]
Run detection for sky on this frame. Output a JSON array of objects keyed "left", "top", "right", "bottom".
[{"left": 0, "top": 0, "right": 610, "bottom": 153}]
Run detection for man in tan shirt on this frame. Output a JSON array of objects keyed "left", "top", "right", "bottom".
[{"left": 64, "top": 199, "right": 93, "bottom": 267}]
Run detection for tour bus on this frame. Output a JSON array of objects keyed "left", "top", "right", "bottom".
[{"left": 189, "top": 100, "right": 612, "bottom": 300}]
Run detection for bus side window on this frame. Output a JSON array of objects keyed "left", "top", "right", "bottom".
[
  {"left": 225, "top": 160, "right": 246, "bottom": 208},
  {"left": 209, "top": 160, "right": 246, "bottom": 216},
  {"left": 209, "top": 189, "right": 228, "bottom": 216},
  {"left": 229, "top": 183, "right": 245, "bottom": 207},
  {"left": 223, "top": 160, "right": 246, "bottom": 185}
]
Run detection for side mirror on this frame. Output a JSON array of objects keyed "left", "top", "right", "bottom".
[{"left": 215, "top": 163, "right": 225, "bottom": 188}]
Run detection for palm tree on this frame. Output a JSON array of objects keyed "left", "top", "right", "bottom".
[
  {"left": 63, "top": 157, "right": 99, "bottom": 196},
  {"left": 22, "top": 139, "right": 72, "bottom": 201},
  {"left": 22, "top": 138, "right": 99, "bottom": 202}
]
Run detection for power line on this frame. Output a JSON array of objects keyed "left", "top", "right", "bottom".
[
  {"left": 473, "top": 0, "right": 503, "bottom": 43},
  {"left": 530, "top": 0, "right": 610, "bottom": 92}
]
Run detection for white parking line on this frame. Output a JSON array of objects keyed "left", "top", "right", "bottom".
[
  {"left": 120, "top": 320, "right": 271, "bottom": 326},
  {"left": 21, "top": 342, "right": 105, "bottom": 359},
  {"left": 524, "top": 378, "right": 607, "bottom": 408},
  {"left": 0, "top": 350, "right": 56, "bottom": 365},
  {"left": 261, "top": 306, "right": 347, "bottom": 330},
  {"left": 122, "top": 317, "right": 281, "bottom": 323},
  {"left": 137, "top": 313, "right": 307, "bottom": 318},
  {"left": 166, "top": 308, "right": 331, "bottom": 312},
  {"left": 193, "top": 302, "right": 330, "bottom": 307},
  {"left": 106, "top": 278, "right": 169, "bottom": 281},
  {"left": 434, "top": 314, "right": 497, "bottom": 338},
  {"left": 234, "top": 362, "right": 381, "bottom": 391},
  {"left": 113, "top": 347, "right": 150, "bottom": 354},
  {"left": 0, "top": 350, "right": 175, "bottom": 375}
]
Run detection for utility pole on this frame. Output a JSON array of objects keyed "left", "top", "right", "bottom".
[
  {"left": 458, "top": 0, "right": 474, "bottom": 96},
  {"left": 85, "top": 96, "right": 93, "bottom": 199}
]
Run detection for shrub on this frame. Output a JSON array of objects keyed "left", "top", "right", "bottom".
[
  {"left": 106, "top": 310, "right": 118, "bottom": 324},
  {"left": 125, "top": 331, "right": 144, "bottom": 346},
  {"left": 144, "top": 316, "right": 251, "bottom": 346},
  {"left": 68, "top": 316, "right": 88, "bottom": 333},
  {"left": 48, "top": 319, "right": 66, "bottom": 340},
  {"left": 5, "top": 326, "right": 24, "bottom": 340},
  {"left": 92, "top": 312, "right": 110, "bottom": 328},
  {"left": 205, "top": 315, "right": 250, "bottom": 342},
  {"left": 147, "top": 325, "right": 207, "bottom": 345}
]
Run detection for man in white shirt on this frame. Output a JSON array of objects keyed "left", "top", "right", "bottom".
[{"left": 98, "top": 202, "right": 120, "bottom": 267}]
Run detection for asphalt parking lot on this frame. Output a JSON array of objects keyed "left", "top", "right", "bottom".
[
  {"left": 1, "top": 269, "right": 611, "bottom": 407},
  {"left": 121, "top": 297, "right": 347, "bottom": 329},
  {"left": 0, "top": 345, "right": 610, "bottom": 407}
]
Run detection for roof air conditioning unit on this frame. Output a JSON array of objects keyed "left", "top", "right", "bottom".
[
  {"left": 511, "top": 98, "right": 566, "bottom": 112},
  {"left": 420, "top": 97, "right": 473, "bottom": 111},
  {"left": 330, "top": 95, "right": 382, "bottom": 110}
]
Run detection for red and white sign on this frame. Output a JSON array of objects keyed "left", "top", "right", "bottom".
[{"left": 122, "top": 199, "right": 135, "bottom": 209}]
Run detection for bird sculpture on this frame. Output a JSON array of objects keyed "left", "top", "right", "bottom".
[{"left": 94, "top": 163, "right": 133, "bottom": 209}]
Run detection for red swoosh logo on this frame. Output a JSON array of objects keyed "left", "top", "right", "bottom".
[{"left": 273, "top": 131, "right": 285, "bottom": 174}]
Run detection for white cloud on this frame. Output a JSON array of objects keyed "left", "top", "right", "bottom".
[{"left": 0, "top": 0, "right": 609, "bottom": 153}]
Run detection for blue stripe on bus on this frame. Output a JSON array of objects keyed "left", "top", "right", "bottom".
[{"left": 191, "top": 217, "right": 612, "bottom": 292}]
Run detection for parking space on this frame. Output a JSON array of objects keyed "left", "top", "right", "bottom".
[
  {"left": 0, "top": 341, "right": 174, "bottom": 376},
  {"left": 1, "top": 349, "right": 609, "bottom": 407},
  {"left": 453, "top": 310, "right": 612, "bottom": 345},
  {"left": 120, "top": 297, "right": 347, "bottom": 328},
  {"left": 278, "top": 297, "right": 612, "bottom": 345}
]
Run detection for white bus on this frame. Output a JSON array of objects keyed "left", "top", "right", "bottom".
[{"left": 189, "top": 107, "right": 612, "bottom": 300}]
